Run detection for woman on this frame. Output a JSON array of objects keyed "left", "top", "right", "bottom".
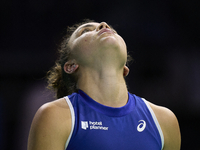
[{"left": 28, "top": 20, "right": 181, "bottom": 150}]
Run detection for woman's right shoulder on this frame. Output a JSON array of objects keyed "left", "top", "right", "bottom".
[
  {"left": 35, "top": 97, "right": 72, "bottom": 129},
  {"left": 28, "top": 98, "right": 72, "bottom": 150},
  {"left": 39, "top": 97, "right": 71, "bottom": 114}
]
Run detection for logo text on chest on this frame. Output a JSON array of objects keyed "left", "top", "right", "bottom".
[{"left": 81, "top": 121, "right": 108, "bottom": 130}]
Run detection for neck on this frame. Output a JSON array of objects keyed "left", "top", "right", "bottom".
[{"left": 77, "top": 67, "right": 128, "bottom": 107}]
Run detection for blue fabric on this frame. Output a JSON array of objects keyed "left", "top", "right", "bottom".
[{"left": 66, "top": 90, "right": 162, "bottom": 150}]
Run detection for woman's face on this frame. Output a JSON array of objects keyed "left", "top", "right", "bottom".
[{"left": 68, "top": 22, "right": 127, "bottom": 68}]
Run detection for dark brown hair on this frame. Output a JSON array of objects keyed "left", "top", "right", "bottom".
[{"left": 47, "top": 20, "right": 133, "bottom": 99}]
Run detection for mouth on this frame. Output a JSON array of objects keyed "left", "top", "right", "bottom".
[{"left": 98, "top": 28, "right": 114, "bottom": 36}]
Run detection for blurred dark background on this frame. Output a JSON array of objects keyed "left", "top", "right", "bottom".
[{"left": 1, "top": 0, "right": 200, "bottom": 149}]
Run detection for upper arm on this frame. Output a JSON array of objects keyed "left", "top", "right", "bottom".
[
  {"left": 28, "top": 100, "right": 71, "bottom": 150},
  {"left": 149, "top": 103, "right": 181, "bottom": 150},
  {"left": 161, "top": 108, "right": 181, "bottom": 150}
]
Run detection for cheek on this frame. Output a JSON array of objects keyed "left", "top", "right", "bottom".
[
  {"left": 74, "top": 34, "right": 94, "bottom": 49},
  {"left": 117, "top": 36, "right": 127, "bottom": 61},
  {"left": 71, "top": 37, "right": 96, "bottom": 62},
  {"left": 118, "top": 36, "right": 127, "bottom": 49}
]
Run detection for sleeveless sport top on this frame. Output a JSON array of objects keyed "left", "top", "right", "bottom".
[{"left": 64, "top": 90, "right": 164, "bottom": 150}]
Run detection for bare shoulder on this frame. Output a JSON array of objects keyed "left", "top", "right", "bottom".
[
  {"left": 147, "top": 101, "right": 181, "bottom": 150},
  {"left": 28, "top": 98, "right": 72, "bottom": 150}
]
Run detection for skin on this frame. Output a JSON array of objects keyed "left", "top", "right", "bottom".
[{"left": 28, "top": 22, "right": 181, "bottom": 150}]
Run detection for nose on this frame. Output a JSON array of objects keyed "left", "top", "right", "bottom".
[{"left": 96, "top": 22, "right": 110, "bottom": 31}]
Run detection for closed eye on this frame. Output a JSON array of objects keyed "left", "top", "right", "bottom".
[
  {"left": 78, "top": 24, "right": 117, "bottom": 36},
  {"left": 80, "top": 28, "right": 92, "bottom": 35}
]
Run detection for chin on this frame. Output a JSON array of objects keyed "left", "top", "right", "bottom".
[{"left": 100, "top": 36, "right": 125, "bottom": 48}]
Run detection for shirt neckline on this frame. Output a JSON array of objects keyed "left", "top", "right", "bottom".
[{"left": 78, "top": 89, "right": 135, "bottom": 117}]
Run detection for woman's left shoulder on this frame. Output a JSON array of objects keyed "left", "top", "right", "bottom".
[{"left": 147, "top": 101, "right": 181, "bottom": 150}]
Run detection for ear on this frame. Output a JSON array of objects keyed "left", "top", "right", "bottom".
[
  {"left": 64, "top": 61, "right": 79, "bottom": 74},
  {"left": 123, "top": 66, "right": 129, "bottom": 77}
]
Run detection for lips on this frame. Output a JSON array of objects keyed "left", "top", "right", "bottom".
[{"left": 98, "top": 28, "right": 114, "bottom": 36}]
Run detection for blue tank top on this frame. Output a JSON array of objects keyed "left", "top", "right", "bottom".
[{"left": 64, "top": 90, "right": 164, "bottom": 150}]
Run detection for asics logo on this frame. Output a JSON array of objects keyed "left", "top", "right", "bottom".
[{"left": 137, "top": 120, "right": 146, "bottom": 132}]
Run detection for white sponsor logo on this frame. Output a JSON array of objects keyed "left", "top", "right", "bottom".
[
  {"left": 81, "top": 121, "right": 108, "bottom": 130},
  {"left": 81, "top": 121, "right": 89, "bottom": 130},
  {"left": 137, "top": 120, "right": 146, "bottom": 132}
]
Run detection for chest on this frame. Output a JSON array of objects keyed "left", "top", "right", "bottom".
[{"left": 67, "top": 105, "right": 162, "bottom": 150}]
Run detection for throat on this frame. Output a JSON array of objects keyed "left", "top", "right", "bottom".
[{"left": 78, "top": 73, "right": 128, "bottom": 107}]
